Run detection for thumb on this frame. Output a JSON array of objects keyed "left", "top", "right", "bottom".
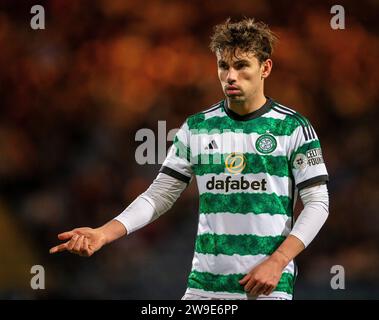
[
  {"left": 239, "top": 274, "right": 250, "bottom": 285},
  {"left": 58, "top": 230, "right": 75, "bottom": 240}
]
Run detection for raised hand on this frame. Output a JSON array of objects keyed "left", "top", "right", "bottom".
[{"left": 49, "top": 227, "right": 106, "bottom": 257}]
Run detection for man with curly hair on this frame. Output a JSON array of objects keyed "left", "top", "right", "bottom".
[{"left": 50, "top": 18, "right": 329, "bottom": 300}]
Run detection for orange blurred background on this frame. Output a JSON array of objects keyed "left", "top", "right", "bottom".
[{"left": 0, "top": 0, "right": 378, "bottom": 299}]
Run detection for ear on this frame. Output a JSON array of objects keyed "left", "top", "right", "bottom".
[{"left": 261, "top": 59, "right": 273, "bottom": 79}]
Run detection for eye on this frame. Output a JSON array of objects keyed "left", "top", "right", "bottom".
[
  {"left": 234, "top": 62, "right": 248, "bottom": 70},
  {"left": 218, "top": 62, "right": 229, "bottom": 70}
]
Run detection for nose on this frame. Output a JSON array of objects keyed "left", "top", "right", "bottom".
[{"left": 226, "top": 68, "right": 238, "bottom": 84}]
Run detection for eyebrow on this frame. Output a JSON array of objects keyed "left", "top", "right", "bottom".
[
  {"left": 233, "top": 59, "right": 249, "bottom": 64},
  {"left": 218, "top": 59, "right": 250, "bottom": 65}
]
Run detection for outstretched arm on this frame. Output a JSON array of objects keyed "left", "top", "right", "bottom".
[
  {"left": 49, "top": 172, "right": 188, "bottom": 256},
  {"left": 239, "top": 183, "right": 329, "bottom": 296}
]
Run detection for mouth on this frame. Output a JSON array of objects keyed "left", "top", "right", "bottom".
[{"left": 225, "top": 86, "right": 242, "bottom": 95}]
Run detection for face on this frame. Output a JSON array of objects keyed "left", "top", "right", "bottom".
[{"left": 216, "top": 49, "right": 272, "bottom": 103}]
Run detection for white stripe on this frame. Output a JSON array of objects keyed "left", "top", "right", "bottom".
[
  {"left": 162, "top": 146, "right": 193, "bottom": 177},
  {"left": 185, "top": 288, "right": 293, "bottom": 300},
  {"left": 191, "top": 252, "right": 295, "bottom": 276},
  {"left": 175, "top": 123, "right": 189, "bottom": 146},
  {"left": 294, "top": 165, "right": 328, "bottom": 187},
  {"left": 189, "top": 131, "right": 290, "bottom": 157},
  {"left": 274, "top": 103, "right": 297, "bottom": 114},
  {"left": 197, "top": 212, "right": 292, "bottom": 237},
  {"left": 184, "top": 288, "right": 246, "bottom": 299},
  {"left": 197, "top": 173, "right": 292, "bottom": 197},
  {"left": 204, "top": 105, "right": 225, "bottom": 120},
  {"left": 262, "top": 110, "right": 287, "bottom": 120}
]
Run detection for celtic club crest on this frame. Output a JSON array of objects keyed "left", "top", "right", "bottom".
[{"left": 256, "top": 134, "right": 277, "bottom": 154}]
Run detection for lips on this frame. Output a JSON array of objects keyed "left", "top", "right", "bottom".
[{"left": 225, "top": 86, "right": 241, "bottom": 95}]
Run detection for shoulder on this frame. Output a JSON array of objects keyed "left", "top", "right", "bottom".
[
  {"left": 269, "top": 99, "right": 311, "bottom": 126},
  {"left": 269, "top": 99, "right": 316, "bottom": 141},
  {"left": 185, "top": 100, "right": 225, "bottom": 129}
]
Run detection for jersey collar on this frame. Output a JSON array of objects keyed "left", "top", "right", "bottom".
[{"left": 223, "top": 97, "right": 273, "bottom": 121}]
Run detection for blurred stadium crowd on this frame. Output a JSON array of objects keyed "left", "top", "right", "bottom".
[{"left": 0, "top": 0, "right": 378, "bottom": 299}]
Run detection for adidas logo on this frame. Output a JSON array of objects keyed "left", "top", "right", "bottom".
[{"left": 205, "top": 139, "right": 218, "bottom": 150}]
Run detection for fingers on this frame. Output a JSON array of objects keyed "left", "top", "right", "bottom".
[
  {"left": 80, "top": 237, "right": 90, "bottom": 257},
  {"left": 262, "top": 284, "right": 275, "bottom": 296},
  {"left": 243, "top": 277, "right": 256, "bottom": 293},
  {"left": 49, "top": 235, "right": 90, "bottom": 257},
  {"left": 67, "top": 234, "right": 80, "bottom": 251},
  {"left": 50, "top": 230, "right": 81, "bottom": 255},
  {"left": 69, "top": 235, "right": 92, "bottom": 257},
  {"left": 240, "top": 275, "right": 258, "bottom": 294},
  {"left": 250, "top": 282, "right": 265, "bottom": 296},
  {"left": 49, "top": 242, "right": 69, "bottom": 254},
  {"left": 240, "top": 276, "right": 274, "bottom": 296},
  {"left": 239, "top": 274, "right": 250, "bottom": 285},
  {"left": 58, "top": 230, "right": 76, "bottom": 241},
  {"left": 73, "top": 236, "right": 84, "bottom": 252}
]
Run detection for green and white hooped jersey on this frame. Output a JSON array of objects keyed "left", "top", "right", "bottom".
[{"left": 160, "top": 97, "right": 329, "bottom": 299}]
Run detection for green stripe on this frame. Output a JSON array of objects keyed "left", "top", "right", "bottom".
[
  {"left": 195, "top": 233, "right": 286, "bottom": 256},
  {"left": 188, "top": 271, "right": 294, "bottom": 294},
  {"left": 187, "top": 113, "right": 206, "bottom": 129},
  {"left": 199, "top": 193, "right": 292, "bottom": 216},
  {"left": 187, "top": 115, "right": 299, "bottom": 136},
  {"left": 193, "top": 153, "right": 291, "bottom": 178},
  {"left": 173, "top": 136, "right": 191, "bottom": 161},
  {"left": 290, "top": 140, "right": 321, "bottom": 166}
]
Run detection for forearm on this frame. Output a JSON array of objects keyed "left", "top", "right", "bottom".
[
  {"left": 114, "top": 195, "right": 156, "bottom": 235},
  {"left": 290, "top": 183, "right": 329, "bottom": 247},
  {"left": 270, "top": 234, "right": 305, "bottom": 269},
  {"left": 270, "top": 183, "right": 329, "bottom": 268},
  {"left": 114, "top": 172, "right": 187, "bottom": 235}
]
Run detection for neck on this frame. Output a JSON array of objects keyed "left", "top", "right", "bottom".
[{"left": 227, "top": 93, "right": 267, "bottom": 116}]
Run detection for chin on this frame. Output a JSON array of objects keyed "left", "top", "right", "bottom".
[{"left": 226, "top": 94, "right": 244, "bottom": 101}]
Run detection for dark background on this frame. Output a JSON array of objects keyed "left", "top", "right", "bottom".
[{"left": 0, "top": 0, "right": 378, "bottom": 299}]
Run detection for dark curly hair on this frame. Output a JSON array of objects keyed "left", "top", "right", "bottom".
[{"left": 210, "top": 18, "right": 278, "bottom": 63}]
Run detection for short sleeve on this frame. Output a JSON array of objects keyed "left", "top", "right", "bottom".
[
  {"left": 289, "top": 120, "right": 329, "bottom": 190},
  {"left": 159, "top": 119, "right": 193, "bottom": 184}
]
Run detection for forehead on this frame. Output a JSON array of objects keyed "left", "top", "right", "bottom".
[{"left": 216, "top": 49, "right": 257, "bottom": 63}]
